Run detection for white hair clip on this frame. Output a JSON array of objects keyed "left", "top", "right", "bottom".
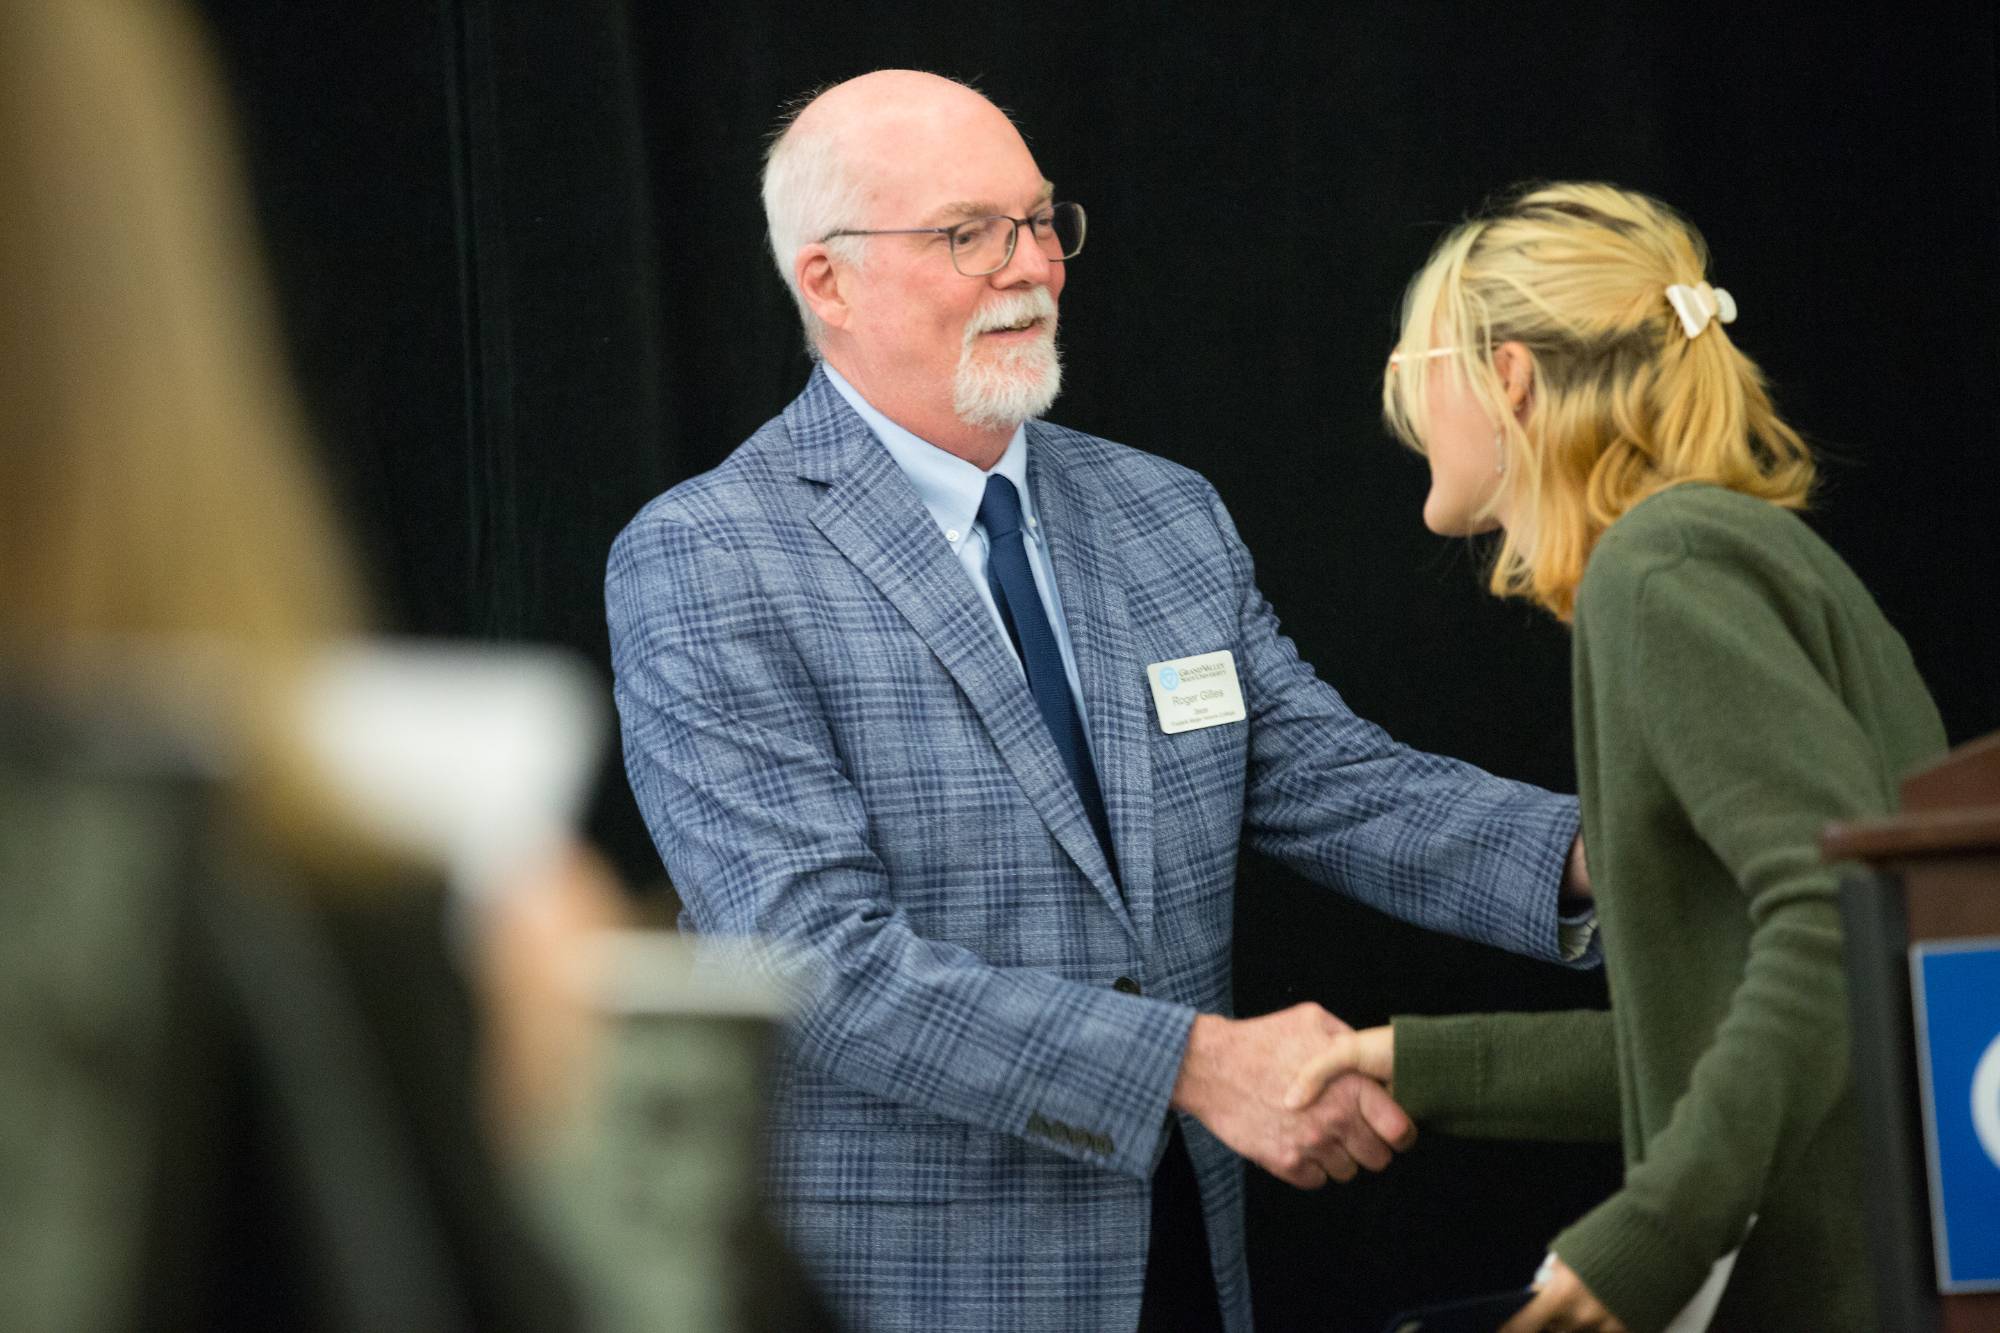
[{"left": 1665, "top": 281, "right": 1738, "bottom": 339}]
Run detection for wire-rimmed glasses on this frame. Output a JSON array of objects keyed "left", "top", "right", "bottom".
[{"left": 823, "top": 201, "right": 1086, "bottom": 277}]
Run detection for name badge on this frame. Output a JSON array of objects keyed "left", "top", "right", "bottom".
[{"left": 1145, "top": 650, "right": 1247, "bottom": 735}]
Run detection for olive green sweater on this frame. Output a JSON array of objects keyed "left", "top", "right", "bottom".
[{"left": 1393, "top": 484, "right": 1946, "bottom": 1333}]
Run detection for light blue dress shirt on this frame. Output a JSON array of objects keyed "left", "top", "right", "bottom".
[{"left": 823, "top": 365, "right": 1098, "bottom": 759}]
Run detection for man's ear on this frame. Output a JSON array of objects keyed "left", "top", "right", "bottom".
[
  {"left": 796, "top": 244, "right": 851, "bottom": 331},
  {"left": 1493, "top": 340, "right": 1535, "bottom": 417}
]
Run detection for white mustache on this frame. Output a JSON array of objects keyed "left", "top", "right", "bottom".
[{"left": 965, "top": 287, "right": 1059, "bottom": 340}]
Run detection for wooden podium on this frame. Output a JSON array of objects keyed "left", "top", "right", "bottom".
[{"left": 1826, "top": 732, "right": 2000, "bottom": 1333}]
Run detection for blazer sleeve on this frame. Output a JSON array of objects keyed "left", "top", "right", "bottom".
[
  {"left": 1204, "top": 485, "right": 1584, "bottom": 963},
  {"left": 606, "top": 512, "right": 1194, "bottom": 1181}
]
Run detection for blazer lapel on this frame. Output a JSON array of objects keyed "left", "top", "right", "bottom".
[
  {"left": 1026, "top": 427, "right": 1158, "bottom": 946},
  {"left": 789, "top": 377, "right": 1131, "bottom": 932}
]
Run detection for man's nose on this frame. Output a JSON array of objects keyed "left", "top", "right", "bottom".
[{"left": 991, "top": 219, "right": 1056, "bottom": 287}]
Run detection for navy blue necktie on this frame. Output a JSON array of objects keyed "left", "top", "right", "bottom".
[{"left": 978, "top": 474, "right": 1116, "bottom": 873}]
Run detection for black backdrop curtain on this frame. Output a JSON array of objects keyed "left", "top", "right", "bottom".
[{"left": 198, "top": 2, "right": 2000, "bottom": 1327}]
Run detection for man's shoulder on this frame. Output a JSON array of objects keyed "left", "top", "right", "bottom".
[
  {"left": 615, "top": 411, "right": 801, "bottom": 551},
  {"left": 1029, "top": 418, "right": 1220, "bottom": 510}
]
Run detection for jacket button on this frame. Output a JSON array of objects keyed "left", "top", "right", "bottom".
[{"left": 1112, "top": 976, "right": 1142, "bottom": 996}]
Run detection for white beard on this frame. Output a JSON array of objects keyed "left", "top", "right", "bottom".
[{"left": 952, "top": 287, "right": 1062, "bottom": 430}]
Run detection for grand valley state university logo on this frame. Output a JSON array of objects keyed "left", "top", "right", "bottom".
[
  {"left": 1975, "top": 1030, "right": 2000, "bottom": 1173},
  {"left": 1912, "top": 938, "right": 2000, "bottom": 1292}
]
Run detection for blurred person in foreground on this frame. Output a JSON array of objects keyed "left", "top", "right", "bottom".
[
  {"left": 1289, "top": 182, "right": 1947, "bottom": 1332},
  {"left": 0, "top": 1, "right": 680, "bottom": 1327}
]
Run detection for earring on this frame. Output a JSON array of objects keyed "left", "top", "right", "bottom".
[{"left": 1493, "top": 429, "right": 1506, "bottom": 476}]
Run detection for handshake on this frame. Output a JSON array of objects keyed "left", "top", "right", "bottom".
[{"left": 1170, "top": 1004, "right": 1402, "bottom": 1187}]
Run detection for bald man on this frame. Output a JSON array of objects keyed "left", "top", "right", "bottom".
[{"left": 608, "top": 71, "right": 1588, "bottom": 1332}]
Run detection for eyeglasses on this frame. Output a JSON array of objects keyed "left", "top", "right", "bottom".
[
  {"left": 1387, "top": 345, "right": 1465, "bottom": 367},
  {"left": 823, "top": 201, "right": 1087, "bottom": 278}
]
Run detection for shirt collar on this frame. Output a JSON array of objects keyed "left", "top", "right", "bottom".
[{"left": 822, "top": 362, "right": 1038, "bottom": 546}]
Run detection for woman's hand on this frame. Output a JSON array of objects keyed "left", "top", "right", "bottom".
[
  {"left": 1499, "top": 1256, "right": 1628, "bottom": 1333},
  {"left": 1282, "top": 1024, "right": 1394, "bottom": 1110}
]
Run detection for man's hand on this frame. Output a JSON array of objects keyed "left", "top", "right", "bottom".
[
  {"left": 1170, "top": 1005, "right": 1415, "bottom": 1189},
  {"left": 1500, "top": 1256, "right": 1627, "bottom": 1333}
]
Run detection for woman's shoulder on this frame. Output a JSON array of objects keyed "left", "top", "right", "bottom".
[
  {"left": 1604, "top": 480, "right": 1801, "bottom": 553},
  {"left": 1580, "top": 483, "right": 1824, "bottom": 611}
]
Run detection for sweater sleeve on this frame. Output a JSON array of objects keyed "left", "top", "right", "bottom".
[
  {"left": 1550, "top": 541, "right": 1891, "bottom": 1333},
  {"left": 1391, "top": 1010, "right": 1621, "bottom": 1142}
]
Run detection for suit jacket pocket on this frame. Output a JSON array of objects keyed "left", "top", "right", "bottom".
[{"left": 766, "top": 1125, "right": 969, "bottom": 1204}]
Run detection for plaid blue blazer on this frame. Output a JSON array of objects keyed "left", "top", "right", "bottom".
[{"left": 607, "top": 369, "right": 1580, "bottom": 1332}]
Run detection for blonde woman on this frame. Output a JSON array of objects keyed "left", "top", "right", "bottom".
[{"left": 1288, "top": 184, "right": 1945, "bottom": 1332}]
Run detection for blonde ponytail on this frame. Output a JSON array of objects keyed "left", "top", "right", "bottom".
[{"left": 1383, "top": 182, "right": 1814, "bottom": 619}]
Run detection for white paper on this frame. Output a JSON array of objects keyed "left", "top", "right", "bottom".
[
  {"left": 1660, "top": 1242, "right": 1745, "bottom": 1333},
  {"left": 1533, "top": 1217, "right": 1751, "bottom": 1333}
]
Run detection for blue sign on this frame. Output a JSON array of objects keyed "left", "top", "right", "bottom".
[
  {"left": 1911, "top": 937, "right": 2000, "bottom": 1293},
  {"left": 1157, "top": 667, "right": 1180, "bottom": 691}
]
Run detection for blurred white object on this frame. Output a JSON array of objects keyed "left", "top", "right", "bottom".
[
  {"left": 297, "top": 641, "right": 606, "bottom": 904},
  {"left": 587, "top": 930, "right": 795, "bottom": 1020},
  {"left": 538, "top": 929, "right": 795, "bottom": 1333}
]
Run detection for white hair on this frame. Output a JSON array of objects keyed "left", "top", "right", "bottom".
[
  {"left": 762, "top": 74, "right": 1008, "bottom": 356},
  {"left": 760, "top": 104, "right": 867, "bottom": 356}
]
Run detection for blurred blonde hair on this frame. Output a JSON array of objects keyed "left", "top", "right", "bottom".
[
  {"left": 0, "top": 0, "right": 375, "bottom": 865},
  {"left": 1382, "top": 182, "right": 1814, "bottom": 620}
]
